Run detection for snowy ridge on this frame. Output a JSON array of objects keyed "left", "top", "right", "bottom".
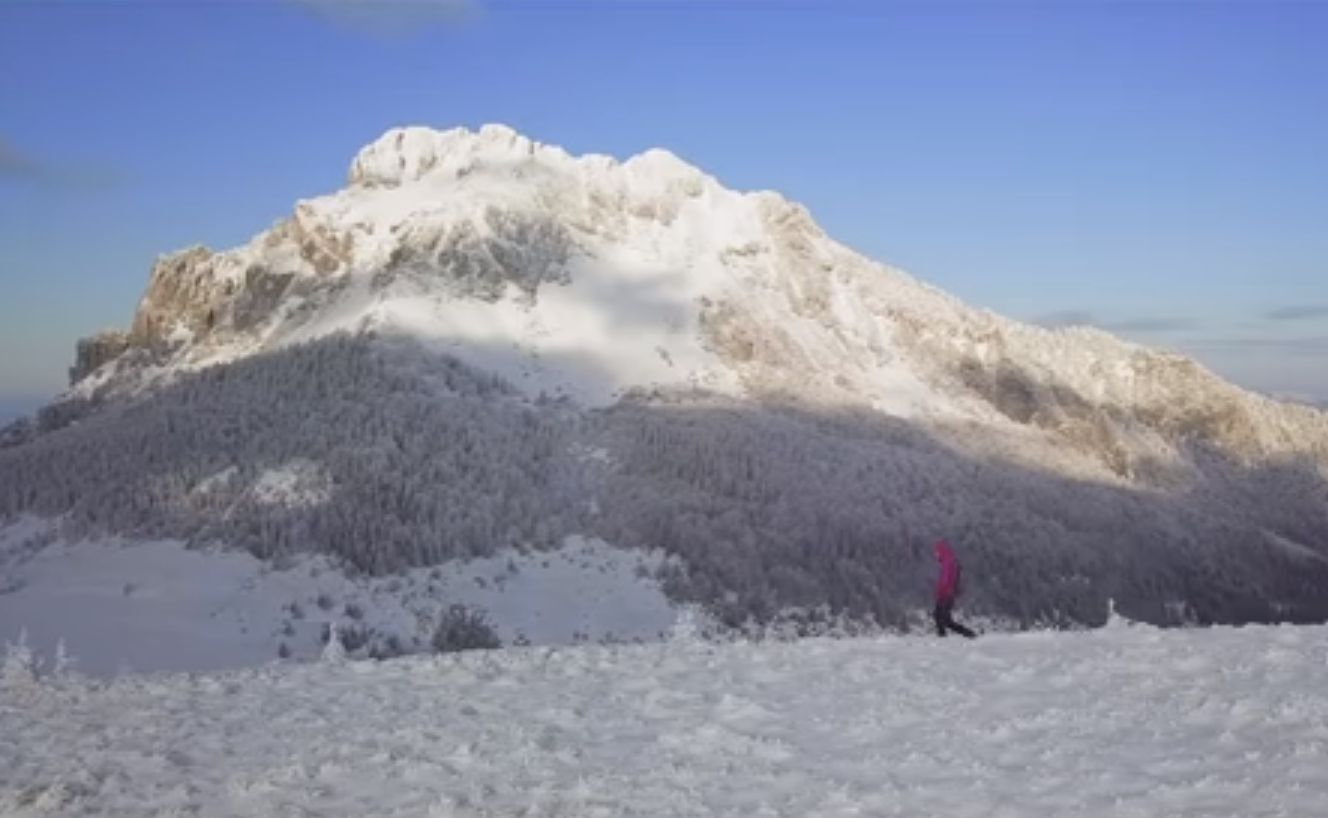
[
  {"left": 348, "top": 124, "right": 548, "bottom": 187},
  {"left": 4, "top": 624, "right": 1327, "bottom": 817}
]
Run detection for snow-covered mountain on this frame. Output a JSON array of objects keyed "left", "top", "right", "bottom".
[
  {"left": 62, "top": 126, "right": 1324, "bottom": 449},
  {"left": 2, "top": 124, "right": 1326, "bottom": 662}
]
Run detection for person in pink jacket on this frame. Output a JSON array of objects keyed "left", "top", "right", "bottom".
[{"left": 933, "top": 540, "right": 977, "bottom": 638}]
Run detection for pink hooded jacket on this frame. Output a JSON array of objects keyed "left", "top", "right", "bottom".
[{"left": 934, "top": 540, "right": 961, "bottom": 604}]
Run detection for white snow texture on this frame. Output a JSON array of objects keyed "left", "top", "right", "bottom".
[
  {"left": 0, "top": 521, "right": 677, "bottom": 676},
  {"left": 3, "top": 623, "right": 1326, "bottom": 817}
]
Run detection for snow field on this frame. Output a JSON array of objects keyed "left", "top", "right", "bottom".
[
  {"left": 3, "top": 622, "right": 1325, "bottom": 817},
  {"left": 0, "top": 523, "right": 678, "bottom": 676}
]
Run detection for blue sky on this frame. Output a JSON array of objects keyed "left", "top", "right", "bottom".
[{"left": 1, "top": 0, "right": 1325, "bottom": 417}]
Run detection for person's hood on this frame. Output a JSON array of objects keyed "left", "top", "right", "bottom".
[{"left": 934, "top": 540, "right": 955, "bottom": 562}]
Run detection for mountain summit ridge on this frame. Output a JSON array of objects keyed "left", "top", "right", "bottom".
[{"left": 73, "top": 124, "right": 1325, "bottom": 474}]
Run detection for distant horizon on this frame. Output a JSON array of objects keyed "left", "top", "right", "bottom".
[
  {"left": 3, "top": 1, "right": 1325, "bottom": 403},
  {"left": 0, "top": 396, "right": 45, "bottom": 422}
]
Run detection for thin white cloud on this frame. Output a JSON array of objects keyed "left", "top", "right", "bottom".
[
  {"left": 1183, "top": 337, "right": 1328, "bottom": 355},
  {"left": 1265, "top": 305, "right": 1328, "bottom": 322},
  {"left": 1031, "top": 310, "right": 1095, "bottom": 329},
  {"left": 1030, "top": 310, "right": 1192, "bottom": 333},
  {"left": 1105, "top": 317, "right": 1194, "bottom": 333},
  {"left": 289, "top": 0, "right": 478, "bottom": 37}
]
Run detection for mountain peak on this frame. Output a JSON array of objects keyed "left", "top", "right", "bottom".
[
  {"left": 59, "top": 124, "right": 1328, "bottom": 463},
  {"left": 348, "top": 123, "right": 540, "bottom": 187},
  {"left": 346, "top": 124, "right": 713, "bottom": 198}
]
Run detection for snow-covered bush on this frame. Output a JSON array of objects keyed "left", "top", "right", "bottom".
[
  {"left": 321, "top": 624, "right": 346, "bottom": 663},
  {"left": 431, "top": 604, "right": 501, "bottom": 653},
  {"left": 666, "top": 606, "right": 705, "bottom": 645},
  {"left": 1, "top": 629, "right": 39, "bottom": 691},
  {"left": 51, "top": 639, "right": 76, "bottom": 677}
]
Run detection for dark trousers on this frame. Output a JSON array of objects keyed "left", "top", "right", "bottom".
[{"left": 934, "top": 600, "right": 976, "bottom": 638}]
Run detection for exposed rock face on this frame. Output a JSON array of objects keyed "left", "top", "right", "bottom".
[
  {"left": 129, "top": 247, "right": 228, "bottom": 347},
  {"left": 263, "top": 206, "right": 356, "bottom": 276},
  {"left": 69, "top": 330, "right": 131, "bottom": 385},
  {"left": 78, "top": 203, "right": 356, "bottom": 373}
]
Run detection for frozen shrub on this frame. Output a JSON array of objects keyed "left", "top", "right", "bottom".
[
  {"left": 321, "top": 624, "right": 345, "bottom": 663},
  {"left": 1, "top": 629, "right": 39, "bottom": 690},
  {"left": 340, "top": 625, "right": 371, "bottom": 653},
  {"left": 431, "top": 604, "right": 501, "bottom": 653}
]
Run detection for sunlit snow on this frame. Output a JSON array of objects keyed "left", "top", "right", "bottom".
[{"left": 2, "top": 622, "right": 1325, "bottom": 816}]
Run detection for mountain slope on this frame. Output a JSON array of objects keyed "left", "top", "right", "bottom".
[{"left": 2, "top": 124, "right": 1326, "bottom": 644}]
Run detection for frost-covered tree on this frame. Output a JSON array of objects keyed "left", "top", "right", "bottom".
[{"left": 431, "top": 605, "right": 501, "bottom": 653}]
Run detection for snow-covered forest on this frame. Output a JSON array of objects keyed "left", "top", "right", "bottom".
[{"left": 3, "top": 333, "right": 1325, "bottom": 630}]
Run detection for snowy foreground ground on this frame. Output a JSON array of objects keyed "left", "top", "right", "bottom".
[{"left": 3, "top": 622, "right": 1326, "bottom": 817}]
